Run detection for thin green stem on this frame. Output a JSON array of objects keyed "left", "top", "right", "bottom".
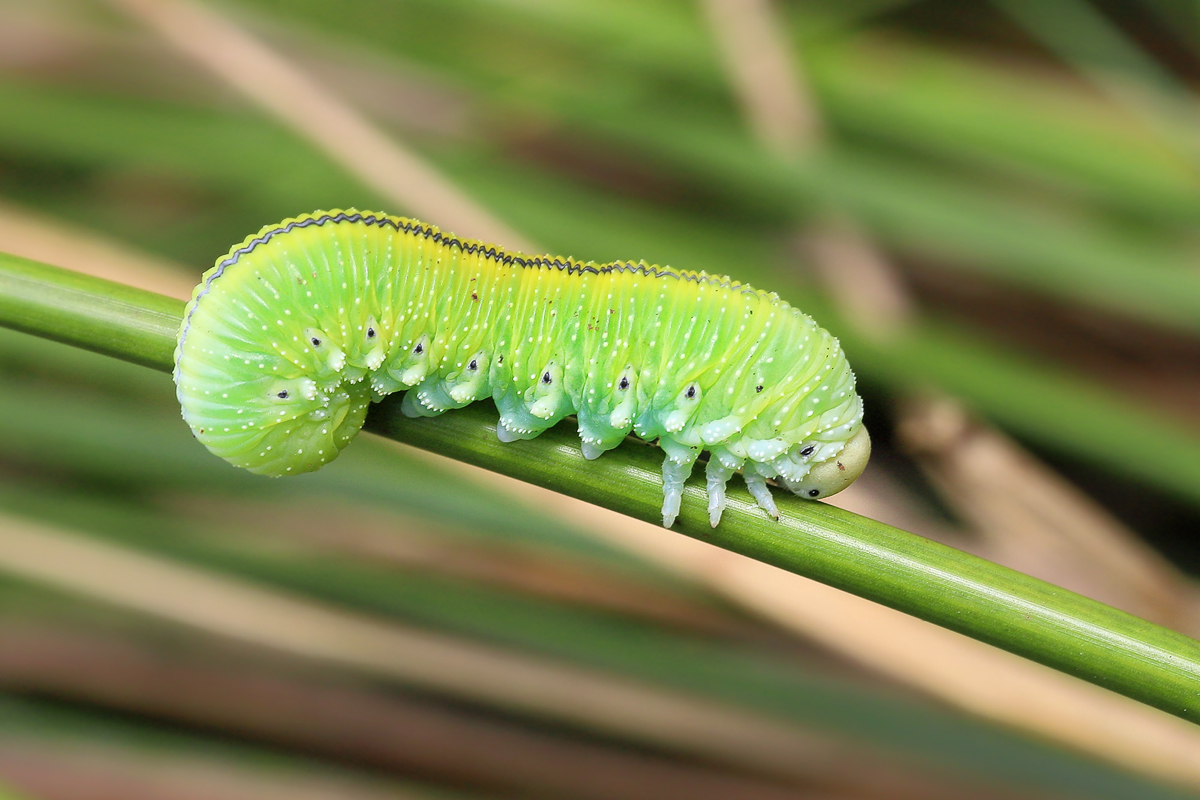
[
  {"left": 0, "top": 252, "right": 183, "bottom": 370},
  {"left": 4, "top": 250, "right": 1200, "bottom": 724}
]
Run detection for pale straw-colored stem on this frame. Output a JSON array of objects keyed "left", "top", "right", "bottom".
[
  {"left": 0, "top": 512, "right": 897, "bottom": 788},
  {"left": 104, "top": 0, "right": 536, "bottom": 253}
]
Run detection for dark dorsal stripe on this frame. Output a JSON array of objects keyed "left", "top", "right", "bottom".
[{"left": 181, "top": 211, "right": 763, "bottom": 350}]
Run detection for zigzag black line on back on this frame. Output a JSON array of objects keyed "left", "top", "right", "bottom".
[
  {"left": 179, "top": 212, "right": 769, "bottom": 357},
  {"left": 210, "top": 211, "right": 761, "bottom": 286}
]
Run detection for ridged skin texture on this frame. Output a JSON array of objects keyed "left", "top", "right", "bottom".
[{"left": 174, "top": 211, "right": 869, "bottom": 527}]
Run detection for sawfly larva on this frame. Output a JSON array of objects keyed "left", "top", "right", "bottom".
[{"left": 174, "top": 210, "right": 869, "bottom": 527}]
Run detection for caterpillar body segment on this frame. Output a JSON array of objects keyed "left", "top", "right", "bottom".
[{"left": 174, "top": 210, "right": 869, "bottom": 527}]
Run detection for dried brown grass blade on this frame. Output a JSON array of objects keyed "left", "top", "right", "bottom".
[
  {"left": 103, "top": 0, "right": 535, "bottom": 252},
  {"left": 897, "top": 394, "right": 1200, "bottom": 632},
  {"left": 167, "top": 494, "right": 764, "bottom": 639},
  {"left": 797, "top": 218, "right": 916, "bottom": 340},
  {"left": 0, "top": 512, "right": 950, "bottom": 794},
  {"left": 0, "top": 625, "right": 822, "bottom": 800},
  {"left": 701, "top": 0, "right": 822, "bottom": 158},
  {"left": 0, "top": 201, "right": 195, "bottom": 301},
  {"left": 415, "top": 451, "right": 1200, "bottom": 789},
  {"left": 0, "top": 739, "right": 439, "bottom": 800}
]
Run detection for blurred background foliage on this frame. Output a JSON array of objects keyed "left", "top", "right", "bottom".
[{"left": 1, "top": 0, "right": 1200, "bottom": 797}]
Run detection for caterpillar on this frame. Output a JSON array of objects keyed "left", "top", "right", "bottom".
[{"left": 173, "top": 210, "right": 869, "bottom": 528}]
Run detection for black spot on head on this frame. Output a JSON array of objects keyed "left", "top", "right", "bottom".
[
  {"left": 414, "top": 343, "right": 424, "bottom": 354},
  {"left": 800, "top": 445, "right": 815, "bottom": 457},
  {"left": 310, "top": 337, "right": 321, "bottom": 347},
  {"left": 468, "top": 359, "right": 478, "bottom": 371},
  {"left": 367, "top": 327, "right": 376, "bottom": 339},
  {"left": 542, "top": 371, "right": 552, "bottom": 385},
  {"left": 808, "top": 489, "right": 820, "bottom": 497},
  {"left": 618, "top": 377, "right": 630, "bottom": 390},
  {"left": 755, "top": 385, "right": 763, "bottom": 393},
  {"left": 685, "top": 384, "right": 697, "bottom": 399},
  {"left": 277, "top": 390, "right": 289, "bottom": 399}
]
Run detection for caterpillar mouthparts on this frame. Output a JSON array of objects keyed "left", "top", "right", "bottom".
[{"left": 174, "top": 210, "right": 868, "bottom": 527}]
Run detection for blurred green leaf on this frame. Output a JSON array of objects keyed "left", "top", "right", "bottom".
[{"left": 5, "top": 4, "right": 1200, "bottom": 794}]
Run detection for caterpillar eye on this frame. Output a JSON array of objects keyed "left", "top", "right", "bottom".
[
  {"left": 618, "top": 377, "right": 630, "bottom": 390},
  {"left": 542, "top": 371, "right": 552, "bottom": 385},
  {"left": 685, "top": 384, "right": 697, "bottom": 399},
  {"left": 367, "top": 326, "right": 376, "bottom": 339},
  {"left": 468, "top": 359, "right": 478, "bottom": 371},
  {"left": 276, "top": 390, "right": 289, "bottom": 399},
  {"left": 310, "top": 337, "right": 321, "bottom": 347},
  {"left": 800, "top": 445, "right": 815, "bottom": 457},
  {"left": 808, "top": 489, "right": 821, "bottom": 497},
  {"left": 755, "top": 385, "right": 763, "bottom": 393}
]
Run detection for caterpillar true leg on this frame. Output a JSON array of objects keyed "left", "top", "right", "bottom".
[
  {"left": 744, "top": 470, "right": 781, "bottom": 522},
  {"left": 705, "top": 457, "right": 736, "bottom": 528},
  {"left": 661, "top": 456, "right": 695, "bottom": 528}
]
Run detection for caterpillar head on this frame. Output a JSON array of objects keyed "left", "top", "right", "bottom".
[{"left": 782, "top": 425, "right": 871, "bottom": 500}]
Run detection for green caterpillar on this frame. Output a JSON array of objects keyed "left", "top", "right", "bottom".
[{"left": 174, "top": 210, "right": 869, "bottom": 527}]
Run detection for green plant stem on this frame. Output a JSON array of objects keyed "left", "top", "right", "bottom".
[
  {"left": 4, "top": 250, "right": 1200, "bottom": 724},
  {"left": 0, "top": 253, "right": 183, "bottom": 370}
]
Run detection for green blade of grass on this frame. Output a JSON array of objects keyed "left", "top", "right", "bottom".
[
  {"left": 0, "top": 251, "right": 181, "bottom": 370},
  {"left": 993, "top": 0, "right": 1190, "bottom": 101},
  {"left": 3, "top": 251, "right": 1200, "bottom": 726},
  {"left": 0, "top": 784, "right": 31, "bottom": 800}
]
